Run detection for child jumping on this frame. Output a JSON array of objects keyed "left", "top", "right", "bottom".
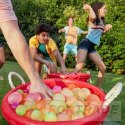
[{"left": 73, "top": 2, "right": 112, "bottom": 88}]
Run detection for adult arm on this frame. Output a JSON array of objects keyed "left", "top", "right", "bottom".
[
  {"left": 58, "top": 28, "right": 65, "bottom": 33},
  {"left": 0, "top": 21, "right": 53, "bottom": 98}
]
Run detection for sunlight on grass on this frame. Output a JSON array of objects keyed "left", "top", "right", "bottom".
[{"left": 112, "top": 77, "right": 124, "bottom": 82}]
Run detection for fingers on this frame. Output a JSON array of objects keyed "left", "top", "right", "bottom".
[
  {"left": 105, "top": 24, "right": 112, "bottom": 29},
  {"left": 42, "top": 83, "right": 54, "bottom": 98},
  {"left": 45, "top": 62, "right": 56, "bottom": 73},
  {"left": 60, "top": 67, "right": 68, "bottom": 74},
  {"left": 61, "top": 70, "right": 69, "bottom": 75},
  {"left": 83, "top": 4, "right": 87, "bottom": 10},
  {"left": 46, "top": 85, "right": 54, "bottom": 95},
  {"left": 104, "top": 24, "right": 112, "bottom": 32},
  {"left": 43, "top": 93, "right": 52, "bottom": 100},
  {"left": 83, "top": 4, "right": 91, "bottom": 10},
  {"left": 48, "top": 62, "right": 56, "bottom": 71},
  {"left": 47, "top": 89, "right": 54, "bottom": 98}
]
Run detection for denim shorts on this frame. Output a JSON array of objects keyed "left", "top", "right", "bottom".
[
  {"left": 0, "top": 40, "right": 3, "bottom": 47},
  {"left": 78, "top": 38, "right": 96, "bottom": 53},
  {"left": 63, "top": 43, "right": 77, "bottom": 55}
]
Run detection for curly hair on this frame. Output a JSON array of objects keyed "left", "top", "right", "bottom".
[{"left": 35, "top": 23, "right": 51, "bottom": 35}]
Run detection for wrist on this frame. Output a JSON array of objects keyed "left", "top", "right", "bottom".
[
  {"left": 61, "top": 66, "right": 66, "bottom": 71},
  {"left": 44, "top": 60, "right": 49, "bottom": 65},
  {"left": 61, "top": 65, "right": 66, "bottom": 69}
]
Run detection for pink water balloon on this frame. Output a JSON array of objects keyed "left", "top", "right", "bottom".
[
  {"left": 53, "top": 86, "right": 62, "bottom": 93},
  {"left": 8, "top": 92, "right": 23, "bottom": 104},
  {"left": 11, "top": 102, "right": 19, "bottom": 109}
]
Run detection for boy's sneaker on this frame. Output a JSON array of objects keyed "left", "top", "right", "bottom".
[{"left": 0, "top": 76, "right": 3, "bottom": 80}]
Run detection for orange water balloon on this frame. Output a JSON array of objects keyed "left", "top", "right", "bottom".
[
  {"left": 24, "top": 109, "right": 33, "bottom": 118},
  {"left": 68, "top": 84, "right": 76, "bottom": 90}
]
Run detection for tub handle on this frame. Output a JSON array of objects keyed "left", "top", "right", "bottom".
[
  {"left": 102, "top": 82, "right": 123, "bottom": 109},
  {"left": 42, "top": 64, "right": 50, "bottom": 74},
  {"left": 86, "top": 70, "right": 92, "bottom": 83},
  {"left": 8, "top": 72, "right": 25, "bottom": 89}
]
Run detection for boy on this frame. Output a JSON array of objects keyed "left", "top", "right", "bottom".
[
  {"left": 29, "top": 23, "right": 67, "bottom": 75},
  {"left": 58, "top": 17, "right": 88, "bottom": 63}
]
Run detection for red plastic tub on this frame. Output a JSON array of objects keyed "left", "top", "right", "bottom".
[
  {"left": 1, "top": 79, "right": 109, "bottom": 125},
  {"left": 47, "top": 73, "right": 90, "bottom": 82}
]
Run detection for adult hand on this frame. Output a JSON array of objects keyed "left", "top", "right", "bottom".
[
  {"left": 42, "top": 83, "right": 54, "bottom": 98},
  {"left": 30, "top": 80, "right": 54, "bottom": 100}
]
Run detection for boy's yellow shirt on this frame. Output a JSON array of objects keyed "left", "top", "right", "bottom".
[{"left": 29, "top": 35, "right": 57, "bottom": 64}]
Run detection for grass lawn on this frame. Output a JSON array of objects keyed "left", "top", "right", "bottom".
[{"left": 0, "top": 61, "right": 125, "bottom": 125}]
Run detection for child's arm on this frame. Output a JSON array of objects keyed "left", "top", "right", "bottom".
[
  {"left": 77, "top": 27, "right": 88, "bottom": 35},
  {"left": 83, "top": 31, "right": 88, "bottom": 34},
  {"left": 29, "top": 47, "right": 56, "bottom": 72},
  {"left": 83, "top": 4, "right": 96, "bottom": 22},
  {"left": 58, "top": 28, "right": 65, "bottom": 33},
  {"left": 53, "top": 49, "right": 67, "bottom": 73}
]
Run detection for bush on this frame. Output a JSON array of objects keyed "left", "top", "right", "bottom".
[{"left": 1, "top": 0, "right": 125, "bottom": 74}]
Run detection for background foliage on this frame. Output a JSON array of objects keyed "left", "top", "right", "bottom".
[{"left": 1, "top": 0, "right": 125, "bottom": 74}]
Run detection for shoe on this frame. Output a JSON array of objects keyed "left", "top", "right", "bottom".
[
  {"left": 42, "top": 73, "right": 48, "bottom": 79},
  {"left": 0, "top": 76, "right": 3, "bottom": 80}
]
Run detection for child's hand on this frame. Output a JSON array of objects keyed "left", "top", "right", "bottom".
[
  {"left": 104, "top": 24, "right": 112, "bottom": 32},
  {"left": 60, "top": 68, "right": 68, "bottom": 74},
  {"left": 105, "top": 24, "right": 112, "bottom": 30},
  {"left": 58, "top": 30, "right": 61, "bottom": 33},
  {"left": 45, "top": 61, "right": 56, "bottom": 73},
  {"left": 83, "top": 4, "right": 91, "bottom": 12}
]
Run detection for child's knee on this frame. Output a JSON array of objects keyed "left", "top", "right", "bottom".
[{"left": 99, "top": 65, "right": 106, "bottom": 72}]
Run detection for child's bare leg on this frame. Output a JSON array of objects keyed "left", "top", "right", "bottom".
[
  {"left": 73, "top": 49, "right": 87, "bottom": 73},
  {"left": 89, "top": 52, "right": 106, "bottom": 88},
  {"left": 74, "top": 54, "right": 77, "bottom": 62},
  {"left": 63, "top": 53, "right": 67, "bottom": 64}
]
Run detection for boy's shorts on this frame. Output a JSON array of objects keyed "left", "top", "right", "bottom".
[
  {"left": 63, "top": 43, "right": 77, "bottom": 55},
  {"left": 0, "top": 0, "right": 17, "bottom": 22},
  {"left": 78, "top": 38, "right": 96, "bottom": 53},
  {"left": 44, "top": 57, "right": 53, "bottom": 63}
]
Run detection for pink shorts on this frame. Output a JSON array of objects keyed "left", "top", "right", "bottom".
[{"left": 0, "top": 0, "right": 17, "bottom": 22}]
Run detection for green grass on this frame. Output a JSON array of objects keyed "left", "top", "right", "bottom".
[
  {"left": 0, "top": 61, "right": 29, "bottom": 124},
  {"left": 0, "top": 61, "right": 125, "bottom": 125},
  {"left": 90, "top": 70, "right": 125, "bottom": 125}
]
